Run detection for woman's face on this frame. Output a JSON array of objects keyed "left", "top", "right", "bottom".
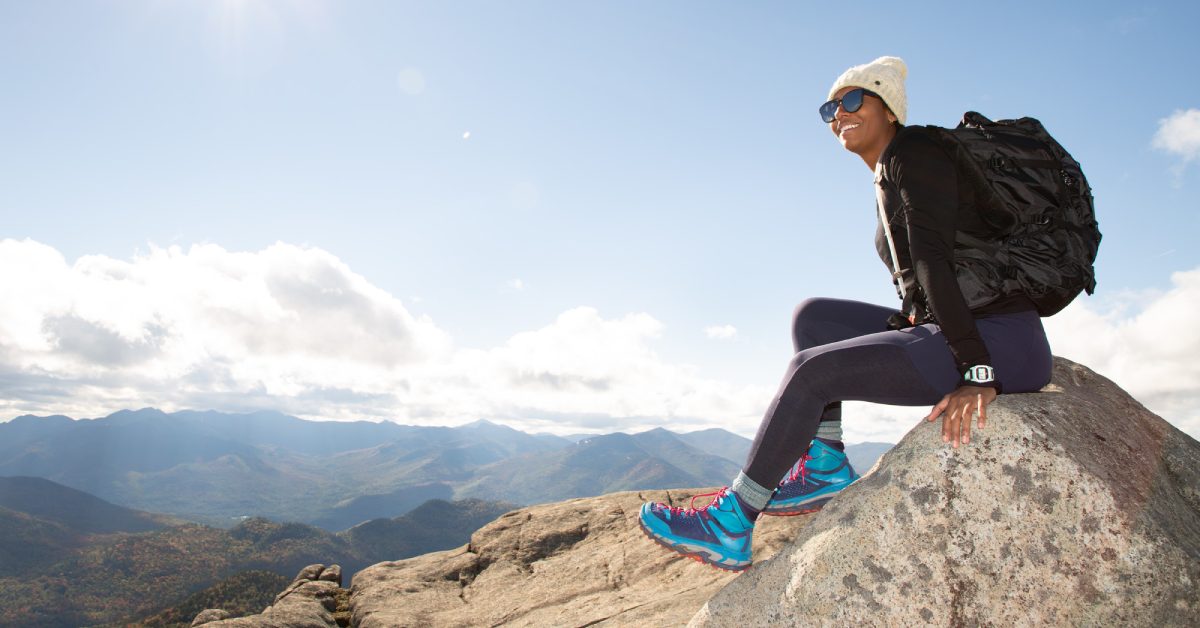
[{"left": 828, "top": 85, "right": 897, "bottom": 157}]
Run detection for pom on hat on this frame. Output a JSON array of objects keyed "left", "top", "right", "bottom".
[{"left": 827, "top": 56, "right": 908, "bottom": 125}]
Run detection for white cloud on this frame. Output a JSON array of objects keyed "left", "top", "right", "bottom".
[
  {"left": 841, "top": 401, "right": 928, "bottom": 446},
  {"left": 1153, "top": 108, "right": 1200, "bottom": 163},
  {"left": 0, "top": 240, "right": 769, "bottom": 434},
  {"left": 1043, "top": 268, "right": 1200, "bottom": 439},
  {"left": 705, "top": 325, "right": 738, "bottom": 340},
  {"left": 447, "top": 307, "right": 768, "bottom": 434},
  {"left": 0, "top": 239, "right": 452, "bottom": 421},
  {"left": 506, "top": 279, "right": 525, "bottom": 291}
]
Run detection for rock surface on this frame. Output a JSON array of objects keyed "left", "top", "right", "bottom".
[
  {"left": 192, "top": 609, "right": 231, "bottom": 626},
  {"left": 690, "top": 357, "right": 1200, "bottom": 626},
  {"left": 194, "top": 564, "right": 347, "bottom": 627},
  {"left": 349, "top": 490, "right": 815, "bottom": 627}
]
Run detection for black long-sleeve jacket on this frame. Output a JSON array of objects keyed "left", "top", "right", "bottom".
[{"left": 873, "top": 126, "right": 1034, "bottom": 383}]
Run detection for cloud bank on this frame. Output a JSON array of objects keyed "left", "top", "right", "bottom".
[
  {"left": 1, "top": 239, "right": 1197, "bottom": 443},
  {"left": 1043, "top": 269, "right": 1200, "bottom": 439},
  {"left": 0, "top": 240, "right": 768, "bottom": 435}
]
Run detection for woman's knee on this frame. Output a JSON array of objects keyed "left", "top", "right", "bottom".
[
  {"left": 792, "top": 298, "right": 836, "bottom": 349},
  {"left": 792, "top": 297, "right": 835, "bottom": 326}
]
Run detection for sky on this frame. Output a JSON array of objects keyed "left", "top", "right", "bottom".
[{"left": 2, "top": 1, "right": 1199, "bottom": 444}]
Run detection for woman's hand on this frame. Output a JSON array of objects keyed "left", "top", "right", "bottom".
[{"left": 925, "top": 386, "right": 997, "bottom": 447}]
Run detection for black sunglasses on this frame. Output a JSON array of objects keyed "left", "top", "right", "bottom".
[{"left": 819, "top": 88, "right": 880, "bottom": 123}]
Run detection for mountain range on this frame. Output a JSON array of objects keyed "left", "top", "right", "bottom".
[
  {"left": 0, "top": 409, "right": 892, "bottom": 528},
  {"left": 0, "top": 475, "right": 515, "bottom": 627},
  {"left": 0, "top": 409, "right": 892, "bottom": 626}
]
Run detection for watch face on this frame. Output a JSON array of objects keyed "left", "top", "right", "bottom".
[{"left": 967, "top": 365, "right": 994, "bottom": 383}]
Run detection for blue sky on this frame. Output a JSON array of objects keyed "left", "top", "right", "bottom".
[{"left": 2, "top": 1, "right": 1199, "bottom": 443}]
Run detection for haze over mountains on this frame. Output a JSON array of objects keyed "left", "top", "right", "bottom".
[
  {"left": 0, "top": 409, "right": 892, "bottom": 528},
  {"left": 0, "top": 474, "right": 515, "bottom": 627}
]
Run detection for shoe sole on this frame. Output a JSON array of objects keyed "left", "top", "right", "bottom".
[
  {"left": 759, "top": 500, "right": 829, "bottom": 516},
  {"left": 637, "top": 516, "right": 750, "bottom": 572},
  {"left": 761, "top": 477, "right": 860, "bottom": 517}
]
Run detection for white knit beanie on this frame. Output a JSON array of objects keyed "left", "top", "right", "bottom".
[{"left": 827, "top": 56, "right": 908, "bottom": 125}]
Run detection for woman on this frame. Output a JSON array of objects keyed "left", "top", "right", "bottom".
[{"left": 638, "top": 56, "right": 1054, "bottom": 572}]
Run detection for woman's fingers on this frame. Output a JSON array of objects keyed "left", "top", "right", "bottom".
[
  {"left": 926, "top": 396, "right": 948, "bottom": 422},
  {"left": 960, "top": 396, "right": 973, "bottom": 445},
  {"left": 931, "top": 387, "right": 996, "bottom": 447},
  {"left": 943, "top": 401, "right": 958, "bottom": 445}
]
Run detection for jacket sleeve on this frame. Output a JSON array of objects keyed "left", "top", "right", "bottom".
[{"left": 888, "top": 131, "right": 995, "bottom": 386}]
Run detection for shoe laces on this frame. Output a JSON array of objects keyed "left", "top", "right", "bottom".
[
  {"left": 783, "top": 455, "right": 814, "bottom": 486},
  {"left": 667, "top": 487, "right": 728, "bottom": 516}
]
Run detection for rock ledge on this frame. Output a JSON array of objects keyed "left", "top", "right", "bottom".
[{"left": 194, "top": 564, "right": 348, "bottom": 628}]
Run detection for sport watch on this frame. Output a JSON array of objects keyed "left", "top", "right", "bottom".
[{"left": 963, "top": 365, "right": 995, "bottom": 385}]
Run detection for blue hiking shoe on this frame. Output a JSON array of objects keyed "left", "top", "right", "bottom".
[
  {"left": 638, "top": 487, "right": 754, "bottom": 572},
  {"left": 761, "top": 439, "right": 860, "bottom": 516}
]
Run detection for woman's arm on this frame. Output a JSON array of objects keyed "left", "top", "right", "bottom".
[
  {"left": 888, "top": 131, "right": 996, "bottom": 384},
  {"left": 887, "top": 130, "right": 998, "bottom": 446}
]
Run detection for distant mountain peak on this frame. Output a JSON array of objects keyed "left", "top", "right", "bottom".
[
  {"left": 460, "top": 418, "right": 503, "bottom": 429},
  {"left": 116, "top": 407, "right": 166, "bottom": 415},
  {"left": 107, "top": 407, "right": 170, "bottom": 423},
  {"left": 682, "top": 427, "right": 740, "bottom": 437},
  {"left": 6, "top": 413, "right": 74, "bottom": 425}
]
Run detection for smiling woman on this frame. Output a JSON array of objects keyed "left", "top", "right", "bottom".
[{"left": 637, "top": 55, "right": 1061, "bottom": 572}]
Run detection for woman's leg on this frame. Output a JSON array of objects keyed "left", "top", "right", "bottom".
[
  {"left": 637, "top": 306, "right": 1051, "bottom": 571},
  {"left": 731, "top": 328, "right": 946, "bottom": 510},
  {"left": 790, "top": 298, "right": 900, "bottom": 443},
  {"left": 638, "top": 315, "right": 944, "bottom": 571},
  {"left": 733, "top": 308, "right": 1053, "bottom": 513}
]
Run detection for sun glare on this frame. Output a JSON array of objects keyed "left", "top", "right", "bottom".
[{"left": 150, "top": 0, "right": 330, "bottom": 65}]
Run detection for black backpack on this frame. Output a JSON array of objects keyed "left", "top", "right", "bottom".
[{"left": 933, "top": 112, "right": 1101, "bottom": 317}]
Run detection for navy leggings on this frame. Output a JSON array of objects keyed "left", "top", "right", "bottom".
[{"left": 742, "top": 297, "right": 1052, "bottom": 488}]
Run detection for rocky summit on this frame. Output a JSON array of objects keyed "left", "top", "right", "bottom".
[
  {"left": 692, "top": 357, "right": 1200, "bottom": 626},
  {"left": 197, "top": 357, "right": 1200, "bottom": 627},
  {"left": 191, "top": 493, "right": 814, "bottom": 627},
  {"left": 349, "top": 490, "right": 813, "bottom": 627}
]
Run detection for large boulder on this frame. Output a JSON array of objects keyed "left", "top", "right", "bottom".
[
  {"left": 691, "top": 358, "right": 1200, "bottom": 626},
  {"left": 193, "top": 564, "right": 345, "bottom": 628},
  {"left": 349, "top": 490, "right": 815, "bottom": 627}
]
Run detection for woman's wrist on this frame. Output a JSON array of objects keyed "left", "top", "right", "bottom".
[{"left": 959, "top": 364, "right": 1001, "bottom": 392}]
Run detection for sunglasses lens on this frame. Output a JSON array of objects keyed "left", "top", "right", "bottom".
[
  {"left": 819, "top": 100, "right": 838, "bottom": 123},
  {"left": 843, "top": 89, "right": 864, "bottom": 114},
  {"left": 819, "top": 89, "right": 868, "bottom": 123}
]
